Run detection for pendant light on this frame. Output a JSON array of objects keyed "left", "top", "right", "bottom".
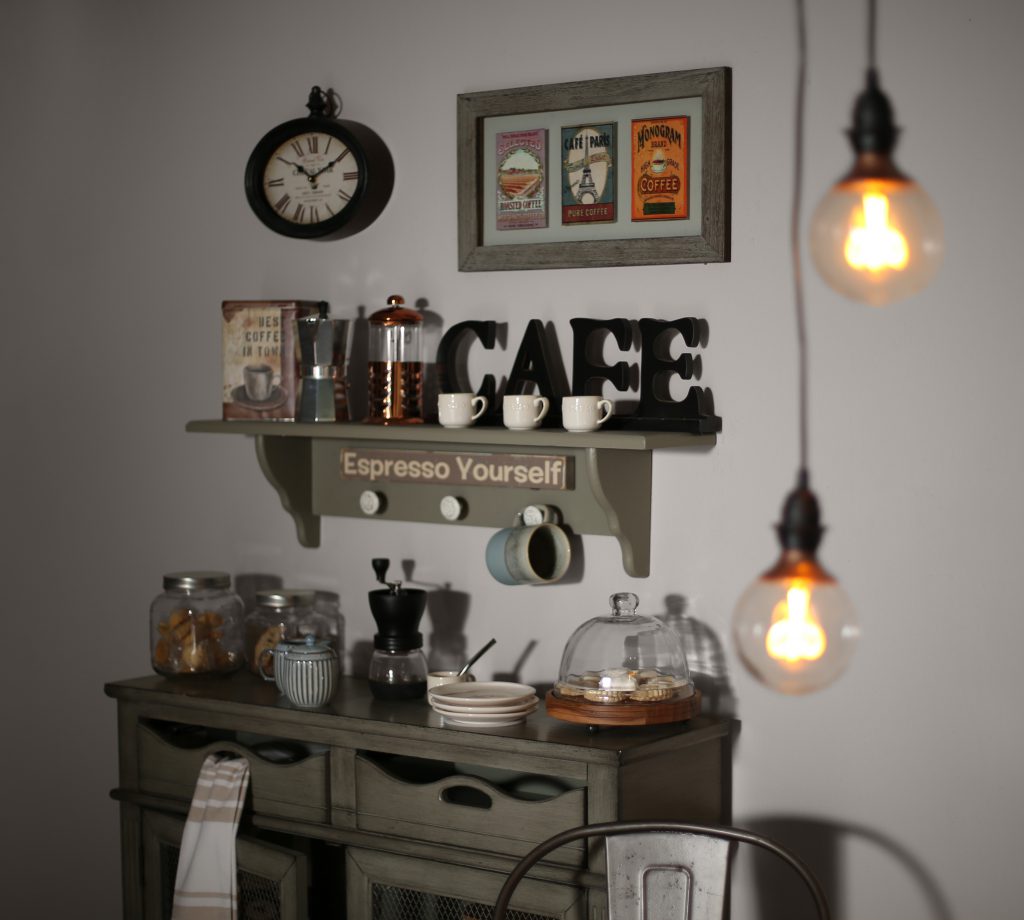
[
  {"left": 732, "top": 0, "right": 859, "bottom": 695},
  {"left": 809, "top": 0, "right": 943, "bottom": 306}
]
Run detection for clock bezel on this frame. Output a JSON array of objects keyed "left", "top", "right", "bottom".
[{"left": 245, "top": 115, "right": 382, "bottom": 241}]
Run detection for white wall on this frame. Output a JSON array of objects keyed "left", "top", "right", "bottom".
[{"left": 4, "top": 1, "right": 1022, "bottom": 917}]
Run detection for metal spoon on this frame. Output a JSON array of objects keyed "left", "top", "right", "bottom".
[{"left": 458, "top": 638, "right": 497, "bottom": 677}]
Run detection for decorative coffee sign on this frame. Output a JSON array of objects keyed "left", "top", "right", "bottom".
[{"left": 340, "top": 448, "right": 572, "bottom": 490}]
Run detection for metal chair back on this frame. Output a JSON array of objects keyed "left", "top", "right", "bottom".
[{"left": 492, "top": 821, "right": 831, "bottom": 920}]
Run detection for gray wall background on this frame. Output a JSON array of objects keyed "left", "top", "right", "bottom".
[{"left": 3, "top": 1, "right": 1021, "bottom": 918}]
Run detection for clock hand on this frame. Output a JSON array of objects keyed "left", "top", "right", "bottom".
[
  {"left": 275, "top": 156, "right": 312, "bottom": 178},
  {"left": 309, "top": 150, "right": 351, "bottom": 179}
]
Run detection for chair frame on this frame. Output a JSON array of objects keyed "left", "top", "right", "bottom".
[{"left": 492, "top": 820, "right": 831, "bottom": 920}]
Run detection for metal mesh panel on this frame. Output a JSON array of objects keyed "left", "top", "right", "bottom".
[
  {"left": 372, "top": 881, "right": 556, "bottom": 920},
  {"left": 158, "top": 842, "right": 284, "bottom": 920}
]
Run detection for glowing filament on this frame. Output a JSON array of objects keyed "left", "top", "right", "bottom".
[
  {"left": 844, "top": 193, "right": 909, "bottom": 272},
  {"left": 765, "top": 584, "right": 827, "bottom": 663}
]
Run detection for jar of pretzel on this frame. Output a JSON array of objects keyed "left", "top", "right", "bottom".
[
  {"left": 150, "top": 571, "right": 245, "bottom": 677},
  {"left": 244, "top": 589, "right": 341, "bottom": 678}
]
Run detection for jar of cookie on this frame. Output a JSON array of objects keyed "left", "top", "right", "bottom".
[
  {"left": 150, "top": 571, "right": 244, "bottom": 677},
  {"left": 244, "top": 589, "right": 341, "bottom": 678},
  {"left": 549, "top": 592, "right": 697, "bottom": 725}
]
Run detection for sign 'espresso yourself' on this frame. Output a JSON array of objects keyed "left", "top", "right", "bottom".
[{"left": 340, "top": 449, "right": 571, "bottom": 490}]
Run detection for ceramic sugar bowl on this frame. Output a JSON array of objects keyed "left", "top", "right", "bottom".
[{"left": 259, "top": 634, "right": 338, "bottom": 709}]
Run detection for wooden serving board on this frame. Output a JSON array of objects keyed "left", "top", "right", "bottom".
[{"left": 545, "top": 688, "right": 702, "bottom": 727}]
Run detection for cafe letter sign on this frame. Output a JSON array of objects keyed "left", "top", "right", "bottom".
[{"left": 340, "top": 448, "right": 572, "bottom": 490}]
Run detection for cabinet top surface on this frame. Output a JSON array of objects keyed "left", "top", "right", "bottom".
[{"left": 106, "top": 673, "right": 728, "bottom": 762}]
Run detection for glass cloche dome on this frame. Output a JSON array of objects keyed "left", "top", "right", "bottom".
[{"left": 553, "top": 593, "right": 695, "bottom": 709}]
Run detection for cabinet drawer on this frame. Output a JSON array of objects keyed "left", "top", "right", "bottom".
[
  {"left": 137, "top": 722, "right": 329, "bottom": 823},
  {"left": 354, "top": 753, "right": 586, "bottom": 866}
]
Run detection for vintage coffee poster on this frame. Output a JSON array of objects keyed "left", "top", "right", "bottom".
[
  {"left": 221, "top": 300, "right": 320, "bottom": 420},
  {"left": 560, "top": 123, "right": 616, "bottom": 225},
  {"left": 631, "top": 116, "right": 689, "bottom": 221},
  {"left": 496, "top": 129, "right": 548, "bottom": 230}
]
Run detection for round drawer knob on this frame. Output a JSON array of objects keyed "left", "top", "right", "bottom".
[
  {"left": 440, "top": 495, "right": 466, "bottom": 521},
  {"left": 359, "top": 490, "right": 386, "bottom": 515}
]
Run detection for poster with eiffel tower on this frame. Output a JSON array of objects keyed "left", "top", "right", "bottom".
[{"left": 560, "top": 123, "right": 616, "bottom": 225}]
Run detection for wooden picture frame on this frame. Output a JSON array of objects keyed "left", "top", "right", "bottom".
[{"left": 457, "top": 67, "right": 731, "bottom": 271}]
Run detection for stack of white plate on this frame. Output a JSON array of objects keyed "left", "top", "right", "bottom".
[{"left": 428, "top": 681, "right": 539, "bottom": 727}]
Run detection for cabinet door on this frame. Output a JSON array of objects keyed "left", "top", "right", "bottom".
[
  {"left": 141, "top": 810, "right": 307, "bottom": 920},
  {"left": 347, "top": 847, "right": 584, "bottom": 920}
]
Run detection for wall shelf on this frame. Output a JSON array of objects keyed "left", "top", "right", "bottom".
[{"left": 187, "top": 420, "right": 715, "bottom": 577}]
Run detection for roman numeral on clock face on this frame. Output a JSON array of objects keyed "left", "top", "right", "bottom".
[
  {"left": 274, "top": 193, "right": 291, "bottom": 213},
  {"left": 343, "top": 171, "right": 359, "bottom": 181},
  {"left": 306, "top": 135, "right": 319, "bottom": 155},
  {"left": 292, "top": 203, "right": 305, "bottom": 222},
  {"left": 267, "top": 178, "right": 284, "bottom": 188}
]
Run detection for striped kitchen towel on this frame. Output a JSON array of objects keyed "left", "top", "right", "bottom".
[{"left": 171, "top": 754, "right": 250, "bottom": 920}]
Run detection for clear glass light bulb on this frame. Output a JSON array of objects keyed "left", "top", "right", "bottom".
[
  {"left": 810, "top": 171, "right": 943, "bottom": 307},
  {"left": 733, "top": 551, "right": 859, "bottom": 695}
]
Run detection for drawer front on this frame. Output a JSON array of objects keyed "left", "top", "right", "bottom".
[
  {"left": 354, "top": 754, "right": 586, "bottom": 866},
  {"left": 137, "top": 723, "right": 329, "bottom": 823}
]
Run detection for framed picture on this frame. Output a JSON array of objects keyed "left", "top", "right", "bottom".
[{"left": 457, "top": 67, "right": 730, "bottom": 271}]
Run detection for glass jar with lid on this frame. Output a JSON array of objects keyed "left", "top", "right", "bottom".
[
  {"left": 244, "top": 588, "right": 340, "bottom": 677},
  {"left": 150, "top": 571, "right": 244, "bottom": 677},
  {"left": 549, "top": 592, "right": 697, "bottom": 725},
  {"left": 366, "top": 294, "right": 424, "bottom": 424}
]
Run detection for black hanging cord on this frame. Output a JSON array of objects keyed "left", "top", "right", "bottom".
[
  {"left": 792, "top": 0, "right": 809, "bottom": 479},
  {"left": 868, "top": 0, "right": 878, "bottom": 71}
]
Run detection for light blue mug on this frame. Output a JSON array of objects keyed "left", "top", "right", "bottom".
[{"left": 485, "top": 516, "right": 571, "bottom": 585}]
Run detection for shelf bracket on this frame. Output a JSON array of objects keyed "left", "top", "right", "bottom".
[{"left": 254, "top": 435, "right": 320, "bottom": 547}]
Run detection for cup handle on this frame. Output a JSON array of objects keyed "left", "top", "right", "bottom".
[
  {"left": 257, "top": 647, "right": 276, "bottom": 682},
  {"left": 533, "top": 396, "right": 550, "bottom": 423},
  {"left": 596, "top": 399, "right": 613, "bottom": 426},
  {"left": 470, "top": 396, "right": 488, "bottom": 421}
]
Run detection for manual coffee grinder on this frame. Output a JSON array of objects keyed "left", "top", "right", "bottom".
[
  {"left": 367, "top": 558, "right": 428, "bottom": 700},
  {"left": 296, "top": 311, "right": 351, "bottom": 422},
  {"left": 366, "top": 294, "right": 423, "bottom": 424}
]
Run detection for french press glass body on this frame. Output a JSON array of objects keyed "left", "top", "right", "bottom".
[{"left": 366, "top": 294, "right": 423, "bottom": 424}]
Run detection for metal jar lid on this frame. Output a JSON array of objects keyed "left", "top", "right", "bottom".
[
  {"left": 162, "top": 570, "right": 232, "bottom": 591},
  {"left": 255, "top": 589, "right": 317, "bottom": 609}
]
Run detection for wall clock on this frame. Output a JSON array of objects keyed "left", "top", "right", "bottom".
[{"left": 244, "top": 86, "right": 394, "bottom": 240}]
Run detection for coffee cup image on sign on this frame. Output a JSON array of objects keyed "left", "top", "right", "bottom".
[{"left": 243, "top": 364, "right": 278, "bottom": 402}]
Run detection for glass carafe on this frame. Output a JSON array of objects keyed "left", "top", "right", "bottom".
[{"left": 366, "top": 294, "right": 423, "bottom": 424}]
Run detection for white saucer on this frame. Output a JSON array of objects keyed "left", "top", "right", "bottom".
[
  {"left": 439, "top": 705, "right": 538, "bottom": 728},
  {"left": 430, "top": 697, "right": 538, "bottom": 716},
  {"left": 429, "top": 681, "right": 536, "bottom": 708}
]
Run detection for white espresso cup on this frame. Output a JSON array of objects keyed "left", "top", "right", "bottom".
[
  {"left": 562, "top": 395, "right": 613, "bottom": 432},
  {"left": 503, "top": 394, "right": 550, "bottom": 431},
  {"left": 438, "top": 392, "right": 488, "bottom": 428}
]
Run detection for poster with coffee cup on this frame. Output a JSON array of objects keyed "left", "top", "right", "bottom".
[
  {"left": 222, "top": 300, "right": 321, "bottom": 420},
  {"left": 631, "top": 115, "right": 689, "bottom": 222}
]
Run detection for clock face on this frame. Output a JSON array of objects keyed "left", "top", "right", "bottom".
[{"left": 261, "top": 130, "right": 363, "bottom": 227}]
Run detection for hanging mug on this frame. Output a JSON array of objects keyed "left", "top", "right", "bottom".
[{"left": 485, "top": 512, "right": 571, "bottom": 585}]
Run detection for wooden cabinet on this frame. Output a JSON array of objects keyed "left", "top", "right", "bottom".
[{"left": 108, "top": 673, "right": 732, "bottom": 919}]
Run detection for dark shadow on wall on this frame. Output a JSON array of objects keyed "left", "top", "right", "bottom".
[
  {"left": 741, "top": 816, "right": 955, "bottom": 920},
  {"left": 656, "top": 593, "right": 737, "bottom": 719}
]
